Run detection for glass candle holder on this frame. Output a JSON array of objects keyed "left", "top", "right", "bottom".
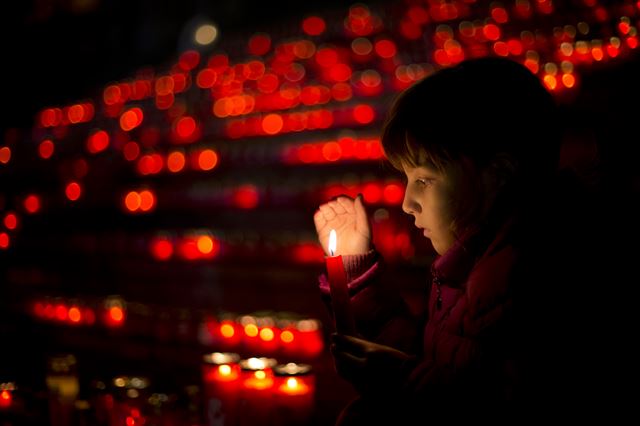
[
  {"left": 237, "top": 357, "right": 277, "bottom": 426},
  {"left": 202, "top": 352, "right": 241, "bottom": 426},
  {"left": 272, "top": 363, "right": 315, "bottom": 426}
]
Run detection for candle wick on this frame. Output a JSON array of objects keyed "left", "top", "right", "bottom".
[{"left": 329, "top": 248, "right": 334, "bottom": 256}]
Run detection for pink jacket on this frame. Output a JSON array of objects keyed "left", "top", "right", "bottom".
[{"left": 320, "top": 218, "right": 527, "bottom": 420}]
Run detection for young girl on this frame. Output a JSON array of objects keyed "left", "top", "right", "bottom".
[{"left": 313, "top": 57, "right": 595, "bottom": 423}]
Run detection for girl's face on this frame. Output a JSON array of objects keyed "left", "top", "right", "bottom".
[{"left": 401, "top": 160, "right": 475, "bottom": 255}]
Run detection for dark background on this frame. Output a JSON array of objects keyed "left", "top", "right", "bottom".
[{"left": 1, "top": 0, "right": 639, "bottom": 424}]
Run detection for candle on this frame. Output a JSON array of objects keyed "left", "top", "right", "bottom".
[
  {"left": 272, "top": 363, "right": 315, "bottom": 426},
  {"left": 202, "top": 352, "right": 241, "bottom": 426},
  {"left": 325, "top": 229, "right": 356, "bottom": 335},
  {"left": 238, "top": 357, "right": 277, "bottom": 426},
  {"left": 0, "top": 382, "right": 15, "bottom": 409}
]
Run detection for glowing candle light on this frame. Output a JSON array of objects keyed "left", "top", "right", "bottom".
[
  {"left": 238, "top": 357, "right": 277, "bottom": 426},
  {"left": 325, "top": 229, "right": 356, "bottom": 335},
  {"left": 0, "top": 382, "right": 15, "bottom": 409},
  {"left": 273, "top": 363, "right": 315, "bottom": 426},
  {"left": 202, "top": 352, "right": 241, "bottom": 426}
]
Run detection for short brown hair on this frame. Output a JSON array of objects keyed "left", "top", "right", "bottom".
[{"left": 382, "top": 57, "right": 559, "bottom": 181}]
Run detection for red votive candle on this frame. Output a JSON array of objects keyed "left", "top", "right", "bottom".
[
  {"left": 272, "top": 363, "right": 315, "bottom": 426},
  {"left": 0, "top": 382, "right": 15, "bottom": 409},
  {"left": 202, "top": 352, "right": 241, "bottom": 426},
  {"left": 325, "top": 229, "right": 356, "bottom": 335},
  {"left": 238, "top": 357, "right": 277, "bottom": 426}
]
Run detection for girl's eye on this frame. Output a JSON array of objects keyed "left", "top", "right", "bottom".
[{"left": 416, "top": 178, "right": 432, "bottom": 186}]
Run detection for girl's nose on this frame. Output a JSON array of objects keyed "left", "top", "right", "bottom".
[{"left": 402, "top": 187, "right": 420, "bottom": 215}]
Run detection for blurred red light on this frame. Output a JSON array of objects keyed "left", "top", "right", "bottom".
[
  {"left": 167, "top": 151, "right": 186, "bottom": 172},
  {"left": 0, "top": 147, "right": 10, "bottom": 164},
  {"left": 234, "top": 185, "right": 259, "bottom": 209},
  {"left": 178, "top": 50, "right": 200, "bottom": 71},
  {"left": 108, "top": 307, "right": 125, "bottom": 324},
  {"left": 196, "top": 68, "right": 217, "bottom": 88},
  {"left": 55, "top": 304, "right": 68, "bottom": 321},
  {"left": 124, "top": 191, "right": 142, "bottom": 212},
  {"left": 24, "top": 194, "right": 41, "bottom": 214},
  {"left": 248, "top": 33, "right": 272, "bottom": 56},
  {"left": 68, "top": 307, "right": 82, "bottom": 323},
  {"left": 316, "top": 48, "right": 338, "bottom": 67},
  {"left": 383, "top": 183, "right": 404, "bottom": 205},
  {"left": 374, "top": 39, "right": 397, "bottom": 58},
  {"left": 483, "top": 24, "right": 501, "bottom": 41},
  {"left": 120, "top": 107, "right": 143, "bottom": 131},
  {"left": 0, "top": 232, "right": 9, "bottom": 249},
  {"left": 123, "top": 141, "right": 140, "bottom": 161},
  {"left": 65, "top": 182, "right": 82, "bottom": 201},
  {"left": 138, "top": 190, "right": 156, "bottom": 212},
  {"left": 151, "top": 237, "right": 173, "bottom": 260},
  {"left": 262, "top": 114, "right": 284, "bottom": 135},
  {"left": 302, "top": 16, "right": 326, "bottom": 36},
  {"left": 38, "top": 139, "right": 55, "bottom": 159},
  {"left": 3, "top": 213, "right": 18, "bottom": 230},
  {"left": 87, "top": 130, "right": 110, "bottom": 154},
  {"left": 175, "top": 116, "right": 196, "bottom": 139},
  {"left": 197, "top": 149, "right": 218, "bottom": 171},
  {"left": 353, "top": 104, "right": 375, "bottom": 124}
]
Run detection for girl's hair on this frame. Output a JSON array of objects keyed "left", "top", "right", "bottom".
[{"left": 382, "top": 57, "right": 560, "bottom": 179}]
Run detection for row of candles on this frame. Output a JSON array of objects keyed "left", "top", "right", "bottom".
[{"left": 0, "top": 353, "right": 316, "bottom": 426}]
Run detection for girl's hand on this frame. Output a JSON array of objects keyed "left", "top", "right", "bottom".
[
  {"left": 330, "top": 333, "right": 411, "bottom": 395},
  {"left": 314, "top": 195, "right": 371, "bottom": 256}
]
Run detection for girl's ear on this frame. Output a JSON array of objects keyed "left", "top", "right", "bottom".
[{"left": 483, "top": 152, "right": 519, "bottom": 191}]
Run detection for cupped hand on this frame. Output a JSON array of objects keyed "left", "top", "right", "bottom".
[
  {"left": 314, "top": 195, "right": 371, "bottom": 256},
  {"left": 330, "top": 333, "right": 412, "bottom": 395}
]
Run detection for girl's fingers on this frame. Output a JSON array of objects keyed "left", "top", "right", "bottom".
[
  {"left": 336, "top": 196, "right": 355, "bottom": 214},
  {"left": 319, "top": 204, "right": 336, "bottom": 220},
  {"left": 329, "top": 200, "right": 347, "bottom": 214}
]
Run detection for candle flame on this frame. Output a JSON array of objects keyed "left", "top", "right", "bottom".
[{"left": 329, "top": 229, "right": 337, "bottom": 256}]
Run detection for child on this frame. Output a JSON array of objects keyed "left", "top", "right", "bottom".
[{"left": 314, "top": 57, "right": 598, "bottom": 424}]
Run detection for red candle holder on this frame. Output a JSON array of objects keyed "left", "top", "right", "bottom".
[
  {"left": 272, "top": 363, "right": 315, "bottom": 426},
  {"left": 238, "top": 357, "right": 277, "bottom": 426},
  {"left": 0, "top": 382, "right": 15, "bottom": 410},
  {"left": 202, "top": 352, "right": 241, "bottom": 426}
]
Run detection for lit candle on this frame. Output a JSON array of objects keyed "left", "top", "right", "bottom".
[
  {"left": 202, "top": 352, "right": 241, "bottom": 426},
  {"left": 325, "top": 229, "right": 356, "bottom": 335},
  {"left": 272, "top": 363, "right": 315, "bottom": 426},
  {"left": 238, "top": 357, "right": 277, "bottom": 426},
  {"left": 0, "top": 382, "right": 15, "bottom": 409}
]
